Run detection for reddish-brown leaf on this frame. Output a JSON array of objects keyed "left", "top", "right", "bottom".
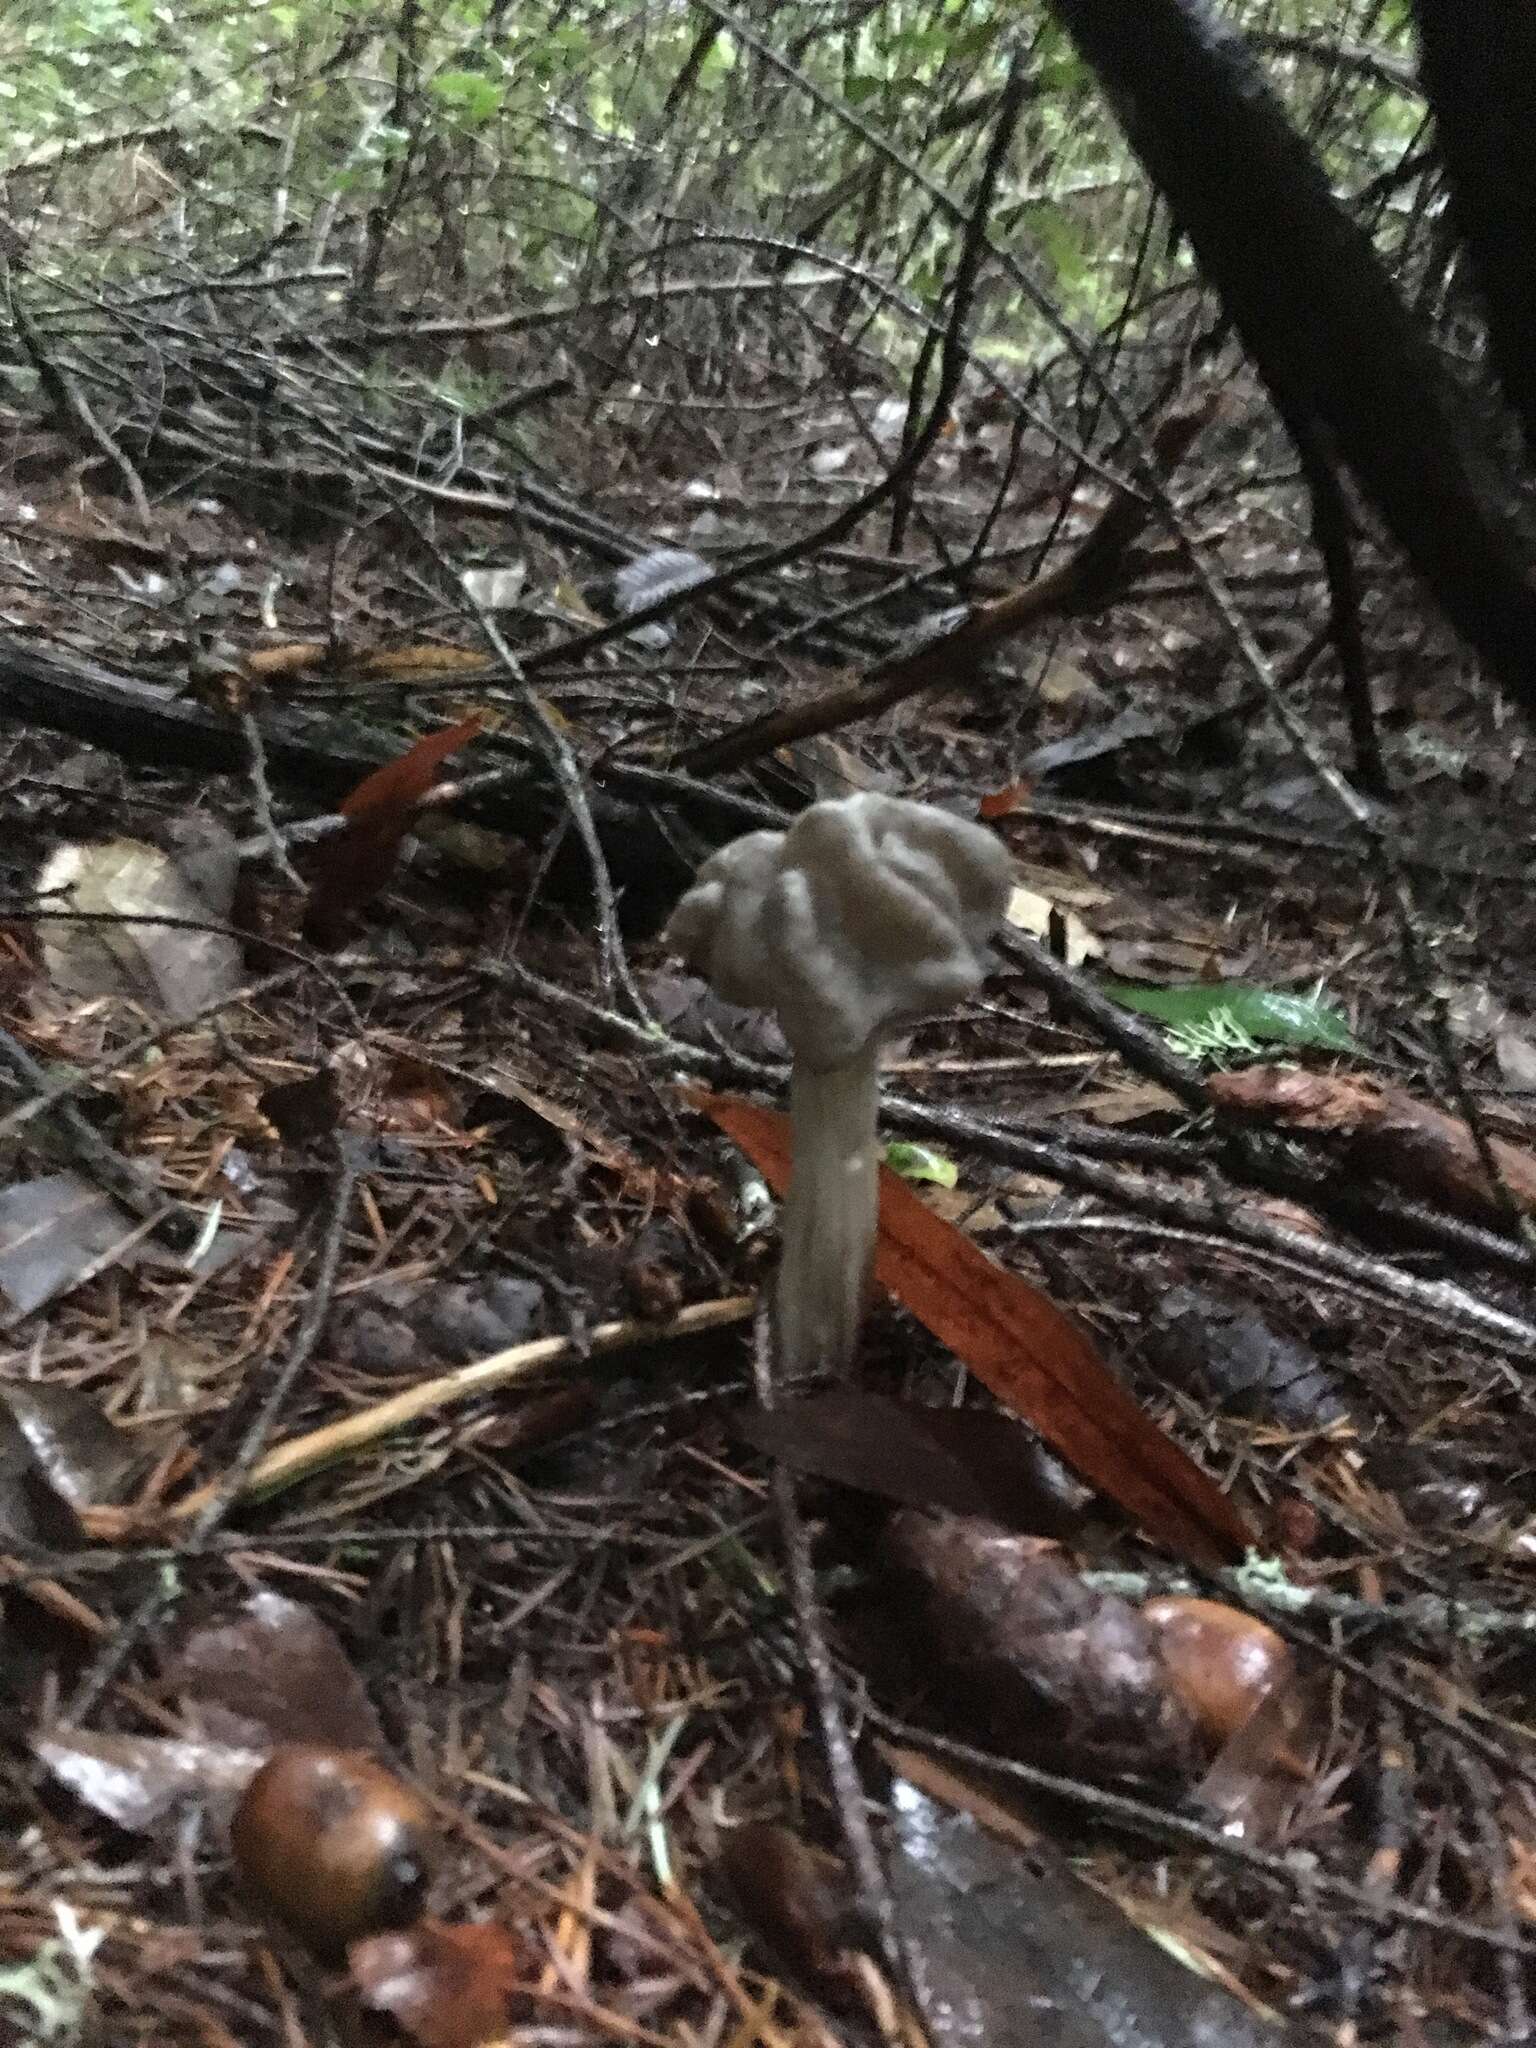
[
  {"left": 978, "top": 780, "right": 1032, "bottom": 820},
  {"left": 692, "top": 1090, "right": 1250, "bottom": 1568},
  {"left": 350, "top": 1918, "right": 526, "bottom": 2048},
  {"left": 715, "top": 1823, "right": 856, "bottom": 1994},
  {"left": 305, "top": 715, "right": 482, "bottom": 942}
]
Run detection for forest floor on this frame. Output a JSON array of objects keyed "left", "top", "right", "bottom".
[{"left": 1, "top": 279, "right": 1535, "bottom": 2048}]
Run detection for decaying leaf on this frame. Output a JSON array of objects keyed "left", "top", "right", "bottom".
[
  {"left": 350, "top": 1919, "right": 527, "bottom": 2048},
  {"left": 642, "top": 970, "right": 787, "bottom": 1064},
  {"left": 1210, "top": 1066, "right": 1536, "bottom": 1224},
  {"left": 379, "top": 1052, "right": 462, "bottom": 1132},
  {"left": 167, "top": 1591, "right": 385, "bottom": 1752},
  {"left": 0, "top": 1174, "right": 151, "bottom": 1317},
  {"left": 715, "top": 1823, "right": 857, "bottom": 1995},
  {"left": 258, "top": 1067, "right": 342, "bottom": 1144},
  {"left": 1496, "top": 1027, "right": 1536, "bottom": 1093},
  {"left": 34, "top": 824, "right": 241, "bottom": 1022},
  {"left": 34, "top": 1728, "right": 264, "bottom": 1835},
  {"left": 1, "top": 1381, "right": 162, "bottom": 1513},
  {"left": 0, "top": 1399, "right": 86, "bottom": 1547},
  {"left": 736, "top": 1392, "right": 1094, "bottom": 1536},
  {"left": 0, "top": 1171, "right": 243, "bottom": 1318},
  {"left": 884, "top": 1775, "right": 1291, "bottom": 2046},
  {"left": 881, "top": 1513, "right": 1200, "bottom": 1783},
  {"left": 1006, "top": 881, "right": 1102, "bottom": 965},
  {"left": 693, "top": 1091, "right": 1251, "bottom": 1568}
]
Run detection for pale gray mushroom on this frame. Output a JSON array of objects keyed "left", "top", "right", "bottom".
[{"left": 665, "top": 793, "right": 1012, "bottom": 1375}]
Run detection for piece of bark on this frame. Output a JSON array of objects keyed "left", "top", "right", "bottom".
[{"left": 880, "top": 1511, "right": 1200, "bottom": 1784}]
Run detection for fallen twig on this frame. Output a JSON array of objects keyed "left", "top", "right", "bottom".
[
  {"left": 674, "top": 396, "right": 1216, "bottom": 777},
  {"left": 166, "top": 1293, "right": 755, "bottom": 1518}
]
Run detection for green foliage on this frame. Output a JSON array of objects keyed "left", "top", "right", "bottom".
[
  {"left": 1101, "top": 981, "right": 1358, "bottom": 1063},
  {"left": 0, "top": 0, "right": 1422, "bottom": 356},
  {"left": 428, "top": 70, "right": 506, "bottom": 127},
  {"left": 884, "top": 1141, "right": 959, "bottom": 1188}
]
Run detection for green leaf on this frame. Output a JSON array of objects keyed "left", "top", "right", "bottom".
[
  {"left": 1100, "top": 981, "right": 1357, "bottom": 1054},
  {"left": 429, "top": 68, "right": 504, "bottom": 124},
  {"left": 884, "top": 1141, "right": 959, "bottom": 1189},
  {"left": 697, "top": 30, "right": 736, "bottom": 80}
]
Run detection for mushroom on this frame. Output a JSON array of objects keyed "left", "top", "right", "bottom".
[{"left": 666, "top": 793, "right": 1012, "bottom": 1375}]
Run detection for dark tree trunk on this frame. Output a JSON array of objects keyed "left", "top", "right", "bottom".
[
  {"left": 1043, "top": 0, "right": 1536, "bottom": 714},
  {"left": 1412, "top": 0, "right": 1536, "bottom": 464}
]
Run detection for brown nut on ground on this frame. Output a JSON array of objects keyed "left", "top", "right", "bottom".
[
  {"left": 1142, "top": 1596, "right": 1290, "bottom": 1747},
  {"left": 230, "top": 1744, "right": 436, "bottom": 1957}
]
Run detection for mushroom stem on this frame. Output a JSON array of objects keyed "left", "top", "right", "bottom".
[{"left": 776, "top": 1049, "right": 881, "bottom": 1375}]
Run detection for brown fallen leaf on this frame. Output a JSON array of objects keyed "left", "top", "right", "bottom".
[
  {"left": 736, "top": 1391, "right": 1094, "bottom": 1536},
  {"left": 258, "top": 1067, "right": 342, "bottom": 1145},
  {"left": 166, "top": 1591, "right": 386, "bottom": 1753},
  {"left": 350, "top": 1918, "right": 528, "bottom": 2048},
  {"left": 715, "top": 1822, "right": 858, "bottom": 1996},
  {"left": 692, "top": 1090, "right": 1250, "bottom": 1568},
  {"left": 1209, "top": 1065, "right": 1536, "bottom": 1224}
]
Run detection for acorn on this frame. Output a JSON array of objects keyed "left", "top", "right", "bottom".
[
  {"left": 230, "top": 1744, "right": 436, "bottom": 1957},
  {"left": 1141, "top": 1596, "right": 1291, "bottom": 1747}
]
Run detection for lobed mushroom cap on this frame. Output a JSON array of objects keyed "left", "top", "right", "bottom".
[{"left": 665, "top": 793, "right": 1013, "bottom": 1069}]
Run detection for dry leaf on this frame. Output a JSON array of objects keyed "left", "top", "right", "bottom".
[
  {"left": 1211, "top": 1065, "right": 1536, "bottom": 1223},
  {"left": 35, "top": 1728, "right": 264, "bottom": 1834},
  {"left": 693, "top": 1090, "right": 1250, "bottom": 1568},
  {"left": 0, "top": 1174, "right": 151, "bottom": 1317},
  {"left": 167, "top": 1592, "right": 386, "bottom": 1753},
  {"left": 35, "top": 827, "right": 241, "bottom": 1021},
  {"left": 351, "top": 1919, "right": 527, "bottom": 2048},
  {"left": 0, "top": 1171, "right": 247, "bottom": 1318},
  {"left": 737, "top": 1392, "right": 1093, "bottom": 1536},
  {"left": 1496, "top": 1028, "right": 1536, "bottom": 1092},
  {"left": 1005, "top": 883, "right": 1102, "bottom": 965}
]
